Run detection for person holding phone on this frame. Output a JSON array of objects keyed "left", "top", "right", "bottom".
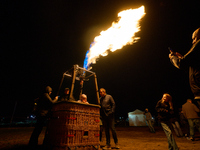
[{"left": 169, "top": 27, "right": 200, "bottom": 110}]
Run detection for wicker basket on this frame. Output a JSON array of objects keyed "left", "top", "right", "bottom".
[{"left": 45, "top": 101, "right": 100, "bottom": 150}]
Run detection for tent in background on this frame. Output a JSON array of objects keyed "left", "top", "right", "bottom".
[{"left": 128, "top": 109, "right": 147, "bottom": 126}]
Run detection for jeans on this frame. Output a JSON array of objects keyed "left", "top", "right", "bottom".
[
  {"left": 146, "top": 120, "right": 155, "bottom": 132},
  {"left": 188, "top": 118, "right": 200, "bottom": 138},
  {"left": 171, "top": 121, "right": 183, "bottom": 137},
  {"left": 103, "top": 114, "right": 118, "bottom": 146},
  {"left": 161, "top": 122, "right": 178, "bottom": 150}
]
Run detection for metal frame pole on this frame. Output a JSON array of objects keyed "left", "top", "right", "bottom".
[
  {"left": 70, "top": 65, "right": 76, "bottom": 99},
  {"left": 94, "top": 74, "right": 100, "bottom": 105}
]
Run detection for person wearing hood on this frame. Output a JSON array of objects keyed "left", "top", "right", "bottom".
[
  {"left": 169, "top": 27, "right": 200, "bottom": 110},
  {"left": 29, "top": 86, "right": 58, "bottom": 149}
]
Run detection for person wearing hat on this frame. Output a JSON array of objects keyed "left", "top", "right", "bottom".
[{"left": 28, "top": 86, "right": 58, "bottom": 149}]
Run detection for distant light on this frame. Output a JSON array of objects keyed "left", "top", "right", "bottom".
[
  {"left": 119, "top": 117, "right": 124, "bottom": 120},
  {"left": 30, "top": 115, "right": 36, "bottom": 119}
]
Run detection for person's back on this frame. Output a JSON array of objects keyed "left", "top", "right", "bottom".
[
  {"left": 182, "top": 99, "right": 200, "bottom": 119},
  {"left": 182, "top": 99, "right": 200, "bottom": 141}
]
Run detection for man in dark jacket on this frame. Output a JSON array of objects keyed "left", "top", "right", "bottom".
[
  {"left": 182, "top": 99, "right": 200, "bottom": 141},
  {"left": 29, "top": 86, "right": 58, "bottom": 149},
  {"left": 169, "top": 27, "right": 200, "bottom": 109},
  {"left": 99, "top": 88, "right": 119, "bottom": 150}
]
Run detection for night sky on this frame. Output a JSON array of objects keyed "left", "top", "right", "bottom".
[{"left": 1, "top": 0, "right": 200, "bottom": 120}]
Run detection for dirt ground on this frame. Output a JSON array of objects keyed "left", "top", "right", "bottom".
[{"left": 0, "top": 126, "right": 200, "bottom": 150}]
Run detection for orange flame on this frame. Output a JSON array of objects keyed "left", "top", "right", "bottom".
[{"left": 85, "top": 6, "right": 146, "bottom": 69}]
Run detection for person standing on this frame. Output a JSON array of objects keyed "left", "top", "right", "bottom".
[
  {"left": 155, "top": 93, "right": 179, "bottom": 150},
  {"left": 99, "top": 88, "right": 119, "bottom": 150},
  {"left": 182, "top": 99, "right": 200, "bottom": 141},
  {"left": 169, "top": 27, "right": 200, "bottom": 109},
  {"left": 144, "top": 108, "right": 155, "bottom": 133},
  {"left": 29, "top": 86, "right": 58, "bottom": 149}
]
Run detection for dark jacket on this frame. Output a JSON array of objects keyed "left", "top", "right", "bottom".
[
  {"left": 100, "top": 94, "right": 115, "bottom": 117},
  {"left": 155, "top": 100, "right": 172, "bottom": 123},
  {"left": 170, "top": 39, "right": 200, "bottom": 97},
  {"left": 60, "top": 94, "right": 69, "bottom": 101},
  {"left": 182, "top": 101, "right": 200, "bottom": 119},
  {"left": 169, "top": 109, "right": 179, "bottom": 123},
  {"left": 179, "top": 111, "right": 188, "bottom": 125},
  {"left": 37, "top": 86, "right": 56, "bottom": 117}
]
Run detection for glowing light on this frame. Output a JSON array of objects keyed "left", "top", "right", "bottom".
[{"left": 84, "top": 5, "right": 146, "bottom": 70}]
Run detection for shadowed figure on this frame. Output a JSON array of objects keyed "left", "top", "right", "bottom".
[
  {"left": 28, "top": 86, "right": 58, "bottom": 149},
  {"left": 144, "top": 108, "right": 155, "bottom": 133}
]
